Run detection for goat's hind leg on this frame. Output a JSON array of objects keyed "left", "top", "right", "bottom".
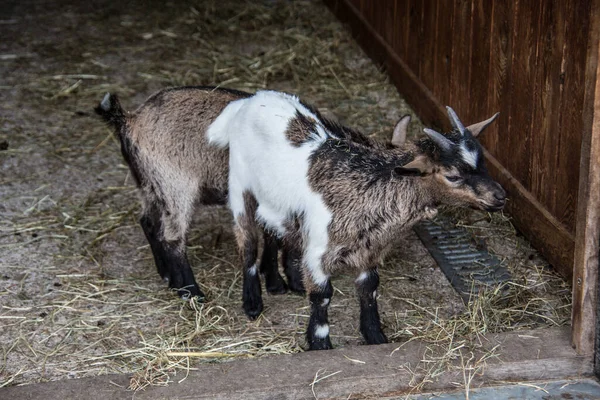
[
  {"left": 259, "top": 230, "right": 288, "bottom": 295},
  {"left": 356, "top": 268, "right": 387, "bottom": 345},
  {"left": 233, "top": 192, "right": 263, "bottom": 319},
  {"left": 282, "top": 235, "right": 306, "bottom": 294},
  {"left": 140, "top": 189, "right": 202, "bottom": 300},
  {"left": 140, "top": 202, "right": 168, "bottom": 279}
]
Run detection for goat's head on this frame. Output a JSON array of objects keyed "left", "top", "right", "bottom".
[{"left": 392, "top": 107, "right": 506, "bottom": 212}]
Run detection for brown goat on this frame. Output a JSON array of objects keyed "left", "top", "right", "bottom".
[{"left": 95, "top": 87, "right": 304, "bottom": 300}]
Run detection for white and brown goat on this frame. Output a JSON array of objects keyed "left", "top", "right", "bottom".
[
  {"left": 95, "top": 87, "right": 305, "bottom": 300},
  {"left": 207, "top": 90, "right": 505, "bottom": 350}
]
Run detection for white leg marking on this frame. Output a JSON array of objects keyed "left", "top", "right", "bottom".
[
  {"left": 321, "top": 298, "right": 330, "bottom": 307},
  {"left": 372, "top": 290, "right": 377, "bottom": 300},
  {"left": 314, "top": 324, "right": 330, "bottom": 339},
  {"left": 248, "top": 264, "right": 258, "bottom": 276},
  {"left": 356, "top": 271, "right": 369, "bottom": 283}
]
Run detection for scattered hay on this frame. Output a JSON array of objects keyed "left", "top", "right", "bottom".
[
  {"left": 0, "top": 0, "right": 570, "bottom": 392},
  {"left": 387, "top": 208, "right": 571, "bottom": 396}
]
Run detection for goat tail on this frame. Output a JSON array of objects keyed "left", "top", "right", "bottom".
[
  {"left": 206, "top": 99, "right": 245, "bottom": 148},
  {"left": 95, "top": 92, "right": 126, "bottom": 135}
]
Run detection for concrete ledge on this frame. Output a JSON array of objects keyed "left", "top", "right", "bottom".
[{"left": 1, "top": 327, "right": 592, "bottom": 399}]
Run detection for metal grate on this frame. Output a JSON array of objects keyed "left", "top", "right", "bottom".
[{"left": 413, "top": 218, "right": 511, "bottom": 302}]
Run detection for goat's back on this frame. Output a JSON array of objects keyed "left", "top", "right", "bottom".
[{"left": 127, "top": 87, "right": 249, "bottom": 196}]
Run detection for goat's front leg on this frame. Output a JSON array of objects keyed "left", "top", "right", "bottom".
[
  {"left": 356, "top": 268, "right": 387, "bottom": 345},
  {"left": 306, "top": 279, "right": 334, "bottom": 350}
]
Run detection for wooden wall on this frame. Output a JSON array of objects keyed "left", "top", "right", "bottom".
[{"left": 324, "top": 0, "right": 596, "bottom": 278}]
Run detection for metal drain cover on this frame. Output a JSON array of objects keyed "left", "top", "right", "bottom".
[{"left": 413, "top": 218, "right": 511, "bottom": 301}]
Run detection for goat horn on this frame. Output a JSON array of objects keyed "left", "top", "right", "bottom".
[
  {"left": 423, "top": 128, "right": 453, "bottom": 151},
  {"left": 446, "top": 106, "right": 465, "bottom": 135}
]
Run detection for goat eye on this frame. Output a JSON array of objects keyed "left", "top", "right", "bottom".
[{"left": 445, "top": 175, "right": 462, "bottom": 183}]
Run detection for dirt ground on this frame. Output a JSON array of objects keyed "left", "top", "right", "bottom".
[{"left": 0, "top": 0, "right": 571, "bottom": 389}]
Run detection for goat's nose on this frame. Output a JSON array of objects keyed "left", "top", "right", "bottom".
[{"left": 494, "top": 186, "right": 506, "bottom": 200}]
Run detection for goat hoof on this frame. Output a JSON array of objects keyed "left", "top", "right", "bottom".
[
  {"left": 177, "top": 285, "right": 204, "bottom": 301},
  {"left": 266, "top": 282, "right": 288, "bottom": 295},
  {"left": 243, "top": 299, "right": 264, "bottom": 320},
  {"left": 265, "top": 274, "right": 288, "bottom": 295},
  {"left": 286, "top": 279, "right": 306, "bottom": 295},
  {"left": 308, "top": 337, "right": 333, "bottom": 351},
  {"left": 363, "top": 330, "right": 388, "bottom": 345}
]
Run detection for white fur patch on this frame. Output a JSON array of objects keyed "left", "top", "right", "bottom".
[
  {"left": 372, "top": 290, "right": 377, "bottom": 300},
  {"left": 248, "top": 264, "right": 258, "bottom": 276},
  {"left": 314, "top": 324, "right": 330, "bottom": 339},
  {"left": 321, "top": 298, "right": 330, "bottom": 307},
  {"left": 221, "top": 90, "right": 333, "bottom": 288},
  {"left": 100, "top": 93, "right": 111, "bottom": 111},
  {"left": 460, "top": 143, "right": 479, "bottom": 168},
  {"left": 356, "top": 271, "right": 369, "bottom": 283}
]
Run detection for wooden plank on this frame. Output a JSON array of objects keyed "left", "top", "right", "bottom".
[
  {"left": 383, "top": 0, "right": 397, "bottom": 47},
  {"left": 503, "top": 0, "right": 539, "bottom": 190},
  {"left": 484, "top": 1, "right": 514, "bottom": 164},
  {"left": 449, "top": 0, "right": 471, "bottom": 118},
  {"left": 432, "top": 0, "right": 454, "bottom": 111},
  {"left": 554, "top": 0, "right": 592, "bottom": 232},
  {"left": 468, "top": 0, "right": 494, "bottom": 125},
  {"left": 0, "top": 326, "right": 593, "bottom": 399},
  {"left": 572, "top": 0, "right": 600, "bottom": 357},
  {"left": 418, "top": 0, "right": 437, "bottom": 91},
  {"left": 391, "top": 0, "right": 404, "bottom": 60},
  {"left": 484, "top": 149, "right": 576, "bottom": 278},
  {"left": 323, "top": 0, "right": 576, "bottom": 277},
  {"left": 399, "top": 0, "right": 411, "bottom": 62},
  {"left": 529, "top": 1, "right": 565, "bottom": 223},
  {"left": 405, "top": 0, "right": 423, "bottom": 78},
  {"left": 324, "top": 0, "right": 449, "bottom": 128}
]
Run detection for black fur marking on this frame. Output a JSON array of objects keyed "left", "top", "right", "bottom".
[
  {"left": 310, "top": 138, "right": 412, "bottom": 185},
  {"left": 139, "top": 204, "right": 203, "bottom": 300},
  {"left": 198, "top": 187, "right": 227, "bottom": 205},
  {"left": 297, "top": 98, "right": 377, "bottom": 147},
  {"left": 306, "top": 281, "right": 334, "bottom": 350},
  {"left": 242, "top": 234, "right": 262, "bottom": 319},
  {"left": 140, "top": 207, "right": 167, "bottom": 278},
  {"left": 356, "top": 269, "right": 387, "bottom": 345},
  {"left": 282, "top": 241, "right": 306, "bottom": 294},
  {"left": 259, "top": 231, "right": 288, "bottom": 295},
  {"left": 243, "top": 267, "right": 263, "bottom": 320},
  {"left": 393, "top": 167, "right": 424, "bottom": 177},
  {"left": 240, "top": 193, "right": 263, "bottom": 319},
  {"left": 94, "top": 93, "right": 147, "bottom": 188},
  {"left": 118, "top": 128, "right": 145, "bottom": 187},
  {"left": 94, "top": 93, "right": 125, "bottom": 132}
]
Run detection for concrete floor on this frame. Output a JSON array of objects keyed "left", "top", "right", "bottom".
[{"left": 406, "top": 379, "right": 600, "bottom": 400}]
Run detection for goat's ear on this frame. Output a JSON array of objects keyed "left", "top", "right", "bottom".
[
  {"left": 391, "top": 115, "right": 411, "bottom": 147},
  {"left": 467, "top": 112, "right": 499, "bottom": 137},
  {"left": 394, "top": 155, "right": 432, "bottom": 177}
]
